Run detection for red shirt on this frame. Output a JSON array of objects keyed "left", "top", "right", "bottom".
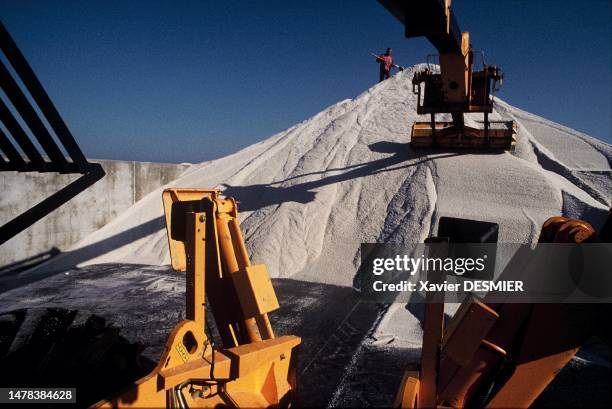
[{"left": 378, "top": 55, "right": 393, "bottom": 72}]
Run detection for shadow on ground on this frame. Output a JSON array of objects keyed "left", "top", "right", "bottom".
[
  {"left": 0, "top": 217, "right": 165, "bottom": 294},
  {"left": 0, "top": 308, "right": 156, "bottom": 408}
]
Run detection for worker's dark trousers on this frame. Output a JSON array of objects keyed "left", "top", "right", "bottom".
[{"left": 379, "top": 70, "right": 390, "bottom": 82}]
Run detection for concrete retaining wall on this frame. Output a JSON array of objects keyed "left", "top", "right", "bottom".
[{"left": 0, "top": 159, "right": 190, "bottom": 266}]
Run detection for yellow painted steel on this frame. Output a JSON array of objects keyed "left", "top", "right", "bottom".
[
  {"left": 161, "top": 188, "right": 219, "bottom": 272},
  {"left": 394, "top": 371, "right": 419, "bottom": 409},
  {"left": 393, "top": 216, "right": 600, "bottom": 408},
  {"left": 410, "top": 122, "right": 517, "bottom": 150},
  {"left": 231, "top": 264, "right": 280, "bottom": 318},
  {"left": 93, "top": 188, "right": 300, "bottom": 408}
]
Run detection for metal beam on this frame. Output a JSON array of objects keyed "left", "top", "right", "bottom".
[
  {"left": 0, "top": 60, "right": 66, "bottom": 165},
  {"left": 0, "top": 21, "right": 89, "bottom": 169},
  {"left": 0, "top": 98, "right": 45, "bottom": 166},
  {"left": 0, "top": 163, "right": 105, "bottom": 245}
]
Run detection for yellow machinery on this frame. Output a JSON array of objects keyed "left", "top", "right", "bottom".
[
  {"left": 394, "top": 215, "right": 608, "bottom": 408},
  {"left": 94, "top": 188, "right": 300, "bottom": 408},
  {"left": 378, "top": 0, "right": 517, "bottom": 149}
]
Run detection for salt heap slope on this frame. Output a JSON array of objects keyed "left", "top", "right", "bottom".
[{"left": 37, "top": 65, "right": 611, "bottom": 286}]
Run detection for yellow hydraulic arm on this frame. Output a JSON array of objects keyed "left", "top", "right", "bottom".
[
  {"left": 394, "top": 215, "right": 608, "bottom": 408},
  {"left": 93, "top": 188, "right": 300, "bottom": 408},
  {"left": 378, "top": 0, "right": 516, "bottom": 149}
]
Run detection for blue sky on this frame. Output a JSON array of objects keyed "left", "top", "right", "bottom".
[{"left": 1, "top": 0, "right": 610, "bottom": 163}]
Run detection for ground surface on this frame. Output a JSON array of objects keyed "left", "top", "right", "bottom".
[{"left": 0, "top": 264, "right": 610, "bottom": 407}]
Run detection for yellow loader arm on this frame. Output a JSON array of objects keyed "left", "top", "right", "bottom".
[
  {"left": 379, "top": 0, "right": 517, "bottom": 150},
  {"left": 395, "top": 215, "right": 607, "bottom": 408},
  {"left": 93, "top": 188, "right": 300, "bottom": 408}
]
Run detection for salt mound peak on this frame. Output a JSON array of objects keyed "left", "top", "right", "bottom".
[{"left": 31, "top": 65, "right": 611, "bottom": 287}]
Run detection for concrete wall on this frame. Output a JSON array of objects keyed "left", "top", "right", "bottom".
[{"left": 0, "top": 159, "right": 190, "bottom": 266}]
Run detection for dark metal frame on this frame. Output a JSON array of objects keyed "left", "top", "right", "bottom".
[{"left": 0, "top": 21, "right": 105, "bottom": 245}]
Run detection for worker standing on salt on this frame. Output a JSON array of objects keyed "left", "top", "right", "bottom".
[{"left": 375, "top": 48, "right": 394, "bottom": 82}]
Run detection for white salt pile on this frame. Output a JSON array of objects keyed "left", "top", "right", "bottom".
[{"left": 26, "top": 65, "right": 611, "bottom": 288}]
